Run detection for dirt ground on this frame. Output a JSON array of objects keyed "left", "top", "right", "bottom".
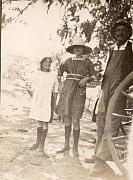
[{"left": 0, "top": 88, "right": 127, "bottom": 180}]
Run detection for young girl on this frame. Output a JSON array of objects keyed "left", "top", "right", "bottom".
[
  {"left": 29, "top": 57, "right": 58, "bottom": 156},
  {"left": 56, "top": 37, "right": 95, "bottom": 157}
]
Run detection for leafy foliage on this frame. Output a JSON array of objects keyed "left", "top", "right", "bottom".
[
  {"left": 56, "top": 1, "right": 97, "bottom": 45},
  {"left": 80, "top": 20, "right": 96, "bottom": 43},
  {"left": 2, "top": 0, "right": 132, "bottom": 46},
  {"left": 2, "top": 0, "right": 36, "bottom": 28},
  {"left": 41, "top": 0, "right": 133, "bottom": 60},
  {"left": 90, "top": 0, "right": 133, "bottom": 52},
  {"left": 2, "top": 0, "right": 133, "bottom": 69}
]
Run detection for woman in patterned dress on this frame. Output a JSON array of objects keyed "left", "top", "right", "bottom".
[
  {"left": 56, "top": 37, "right": 95, "bottom": 157},
  {"left": 29, "top": 57, "right": 58, "bottom": 156}
]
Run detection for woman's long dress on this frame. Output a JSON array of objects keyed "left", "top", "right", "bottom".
[{"left": 56, "top": 57, "right": 95, "bottom": 119}]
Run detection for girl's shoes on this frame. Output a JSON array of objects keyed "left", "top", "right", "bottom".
[
  {"left": 37, "top": 148, "right": 50, "bottom": 158},
  {"left": 29, "top": 127, "right": 43, "bottom": 150},
  {"left": 29, "top": 144, "right": 39, "bottom": 150},
  {"left": 73, "top": 146, "right": 79, "bottom": 157}
]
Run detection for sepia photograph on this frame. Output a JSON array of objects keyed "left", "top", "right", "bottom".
[{"left": 1, "top": 0, "right": 133, "bottom": 180}]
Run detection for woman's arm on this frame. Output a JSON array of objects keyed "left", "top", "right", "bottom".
[
  {"left": 79, "top": 76, "right": 95, "bottom": 87},
  {"left": 79, "top": 58, "right": 96, "bottom": 87}
]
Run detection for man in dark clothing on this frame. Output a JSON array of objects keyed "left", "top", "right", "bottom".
[{"left": 90, "top": 19, "right": 133, "bottom": 176}]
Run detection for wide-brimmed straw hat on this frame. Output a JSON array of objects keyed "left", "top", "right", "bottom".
[
  {"left": 111, "top": 19, "right": 132, "bottom": 39},
  {"left": 66, "top": 37, "right": 92, "bottom": 54}
]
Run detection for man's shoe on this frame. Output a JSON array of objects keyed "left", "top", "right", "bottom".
[
  {"left": 90, "top": 159, "right": 115, "bottom": 176},
  {"left": 85, "top": 155, "right": 96, "bottom": 163}
]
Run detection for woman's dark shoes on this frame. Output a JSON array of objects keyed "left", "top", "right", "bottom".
[
  {"left": 73, "top": 151, "right": 79, "bottom": 157},
  {"left": 56, "top": 147, "right": 70, "bottom": 154}
]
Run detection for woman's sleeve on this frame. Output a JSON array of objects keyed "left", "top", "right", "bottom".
[
  {"left": 58, "top": 60, "right": 67, "bottom": 76},
  {"left": 87, "top": 59, "right": 95, "bottom": 76}
]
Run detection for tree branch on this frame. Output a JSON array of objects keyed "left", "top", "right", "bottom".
[{"left": 15, "top": 1, "right": 35, "bottom": 18}]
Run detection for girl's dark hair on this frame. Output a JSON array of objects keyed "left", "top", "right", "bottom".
[{"left": 40, "top": 57, "right": 52, "bottom": 71}]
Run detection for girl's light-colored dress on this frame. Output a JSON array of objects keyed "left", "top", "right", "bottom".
[{"left": 29, "top": 71, "right": 58, "bottom": 122}]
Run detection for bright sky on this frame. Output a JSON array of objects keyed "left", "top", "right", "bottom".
[{"left": 2, "top": 1, "right": 63, "bottom": 59}]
